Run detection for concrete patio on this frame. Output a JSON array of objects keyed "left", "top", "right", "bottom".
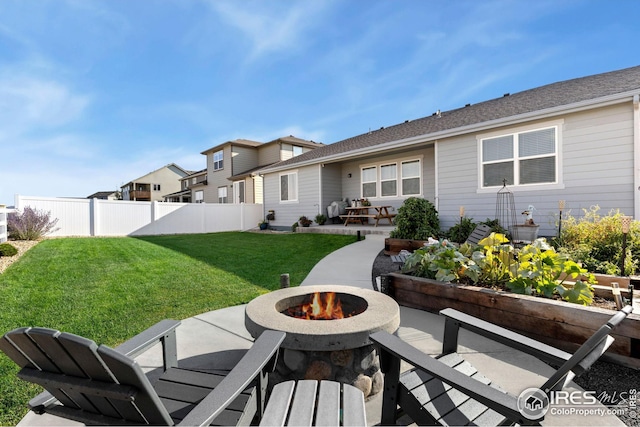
[{"left": 18, "top": 234, "right": 625, "bottom": 426}]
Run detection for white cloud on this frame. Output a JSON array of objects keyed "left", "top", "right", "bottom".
[
  {"left": 0, "top": 77, "right": 91, "bottom": 134},
  {"left": 199, "top": 0, "right": 332, "bottom": 62}
]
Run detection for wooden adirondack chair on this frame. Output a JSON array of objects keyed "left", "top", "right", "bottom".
[
  {"left": 0, "top": 320, "right": 285, "bottom": 426},
  {"left": 370, "top": 305, "right": 633, "bottom": 426}
]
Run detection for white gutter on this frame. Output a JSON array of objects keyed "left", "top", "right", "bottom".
[
  {"left": 634, "top": 94, "right": 640, "bottom": 220},
  {"left": 433, "top": 141, "right": 439, "bottom": 211},
  {"left": 260, "top": 90, "right": 640, "bottom": 174}
]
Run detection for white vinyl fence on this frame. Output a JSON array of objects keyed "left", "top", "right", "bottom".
[
  {"left": 0, "top": 205, "right": 9, "bottom": 243},
  {"left": 14, "top": 195, "right": 264, "bottom": 238}
]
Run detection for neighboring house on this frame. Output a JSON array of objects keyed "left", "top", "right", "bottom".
[
  {"left": 258, "top": 65, "right": 640, "bottom": 236},
  {"left": 87, "top": 191, "right": 119, "bottom": 200},
  {"left": 121, "top": 163, "right": 192, "bottom": 202},
  {"left": 200, "top": 136, "right": 324, "bottom": 204},
  {"left": 164, "top": 169, "right": 208, "bottom": 203}
]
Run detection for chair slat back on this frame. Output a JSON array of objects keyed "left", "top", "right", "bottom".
[
  {"left": 0, "top": 326, "right": 174, "bottom": 425},
  {"left": 465, "top": 224, "right": 492, "bottom": 245},
  {"left": 541, "top": 306, "right": 633, "bottom": 393}
]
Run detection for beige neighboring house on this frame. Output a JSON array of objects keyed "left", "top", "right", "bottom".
[
  {"left": 200, "top": 136, "right": 324, "bottom": 204},
  {"left": 121, "top": 163, "right": 192, "bottom": 202},
  {"left": 164, "top": 169, "right": 208, "bottom": 203}
]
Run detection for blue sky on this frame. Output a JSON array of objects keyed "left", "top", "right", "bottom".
[{"left": 1, "top": 0, "right": 639, "bottom": 205}]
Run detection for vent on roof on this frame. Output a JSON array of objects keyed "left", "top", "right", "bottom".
[
  {"left": 503, "top": 93, "right": 510, "bottom": 97},
  {"left": 465, "top": 103, "right": 471, "bottom": 107},
  {"left": 404, "top": 120, "right": 409, "bottom": 123}
]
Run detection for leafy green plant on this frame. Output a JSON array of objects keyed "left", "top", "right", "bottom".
[
  {"left": 8, "top": 207, "right": 60, "bottom": 240},
  {"left": 447, "top": 217, "right": 477, "bottom": 243},
  {"left": 558, "top": 206, "right": 639, "bottom": 275},
  {"left": 315, "top": 214, "right": 327, "bottom": 225},
  {"left": 0, "top": 243, "right": 18, "bottom": 257},
  {"left": 402, "top": 240, "right": 471, "bottom": 282},
  {"left": 389, "top": 197, "right": 440, "bottom": 240},
  {"left": 508, "top": 239, "right": 595, "bottom": 305},
  {"left": 402, "top": 233, "right": 595, "bottom": 305}
]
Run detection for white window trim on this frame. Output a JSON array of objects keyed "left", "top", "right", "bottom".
[
  {"left": 279, "top": 170, "right": 299, "bottom": 203},
  {"left": 213, "top": 150, "right": 224, "bottom": 171},
  {"left": 476, "top": 119, "right": 565, "bottom": 193},
  {"left": 217, "top": 186, "right": 228, "bottom": 203},
  {"left": 359, "top": 155, "right": 423, "bottom": 200}
]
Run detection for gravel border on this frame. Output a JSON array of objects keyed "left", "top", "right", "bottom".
[
  {"left": 0, "top": 240, "right": 40, "bottom": 274},
  {"left": 371, "top": 249, "right": 639, "bottom": 426}
]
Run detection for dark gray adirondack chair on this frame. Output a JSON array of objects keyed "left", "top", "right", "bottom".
[
  {"left": 464, "top": 224, "right": 492, "bottom": 246},
  {"left": 371, "top": 305, "right": 633, "bottom": 426},
  {"left": 0, "top": 320, "right": 285, "bottom": 426}
]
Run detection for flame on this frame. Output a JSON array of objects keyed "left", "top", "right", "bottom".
[{"left": 293, "top": 292, "right": 345, "bottom": 320}]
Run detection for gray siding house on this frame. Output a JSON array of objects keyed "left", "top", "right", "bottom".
[
  {"left": 200, "top": 136, "right": 324, "bottom": 204},
  {"left": 259, "top": 65, "right": 640, "bottom": 236}
]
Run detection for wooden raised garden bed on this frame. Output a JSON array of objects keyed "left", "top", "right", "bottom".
[
  {"left": 382, "top": 272, "right": 640, "bottom": 369},
  {"left": 383, "top": 238, "right": 428, "bottom": 255}
]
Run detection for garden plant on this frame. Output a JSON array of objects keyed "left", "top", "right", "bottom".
[
  {"left": 389, "top": 197, "right": 440, "bottom": 240},
  {"left": 7, "top": 207, "right": 59, "bottom": 241},
  {"left": 558, "top": 206, "right": 640, "bottom": 276},
  {"left": 402, "top": 233, "right": 595, "bottom": 305}
]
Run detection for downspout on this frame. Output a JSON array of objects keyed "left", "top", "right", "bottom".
[
  {"left": 634, "top": 94, "right": 640, "bottom": 220},
  {"left": 433, "top": 140, "right": 439, "bottom": 211}
]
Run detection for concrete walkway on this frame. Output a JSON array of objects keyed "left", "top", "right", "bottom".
[{"left": 19, "top": 234, "right": 623, "bottom": 426}]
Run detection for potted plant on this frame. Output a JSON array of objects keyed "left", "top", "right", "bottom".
[
  {"left": 298, "top": 216, "right": 312, "bottom": 227},
  {"left": 315, "top": 214, "right": 327, "bottom": 226},
  {"left": 258, "top": 219, "right": 269, "bottom": 230},
  {"left": 385, "top": 197, "right": 440, "bottom": 254}
]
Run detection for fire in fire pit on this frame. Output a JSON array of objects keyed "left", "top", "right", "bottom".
[
  {"left": 245, "top": 285, "right": 400, "bottom": 399},
  {"left": 282, "top": 292, "right": 366, "bottom": 320}
]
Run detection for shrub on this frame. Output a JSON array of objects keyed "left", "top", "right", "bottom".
[
  {"left": 7, "top": 207, "right": 60, "bottom": 240},
  {"left": 315, "top": 214, "right": 327, "bottom": 225},
  {"left": 446, "top": 217, "right": 477, "bottom": 243},
  {"left": 390, "top": 197, "right": 440, "bottom": 240},
  {"left": 559, "top": 206, "right": 639, "bottom": 275},
  {"left": 0, "top": 243, "right": 18, "bottom": 257}
]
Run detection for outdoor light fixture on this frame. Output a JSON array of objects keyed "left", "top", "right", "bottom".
[{"left": 348, "top": 173, "right": 352, "bottom": 178}]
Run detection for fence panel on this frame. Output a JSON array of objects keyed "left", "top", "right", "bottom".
[
  {"left": 14, "top": 195, "right": 264, "bottom": 237},
  {"left": 16, "top": 196, "right": 91, "bottom": 237}
]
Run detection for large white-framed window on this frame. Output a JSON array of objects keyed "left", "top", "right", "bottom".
[
  {"left": 213, "top": 150, "right": 224, "bottom": 171},
  {"left": 480, "top": 125, "right": 558, "bottom": 188},
  {"left": 361, "top": 166, "right": 377, "bottom": 198},
  {"left": 380, "top": 163, "right": 397, "bottom": 197},
  {"left": 401, "top": 160, "right": 421, "bottom": 195},
  {"left": 280, "top": 171, "right": 298, "bottom": 202},
  {"left": 360, "top": 157, "right": 422, "bottom": 199},
  {"left": 195, "top": 190, "right": 204, "bottom": 203},
  {"left": 217, "top": 186, "right": 228, "bottom": 203}
]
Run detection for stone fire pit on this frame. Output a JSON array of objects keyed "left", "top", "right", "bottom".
[{"left": 245, "top": 285, "right": 400, "bottom": 398}]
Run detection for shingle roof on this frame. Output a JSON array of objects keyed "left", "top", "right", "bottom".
[{"left": 266, "top": 65, "right": 640, "bottom": 170}]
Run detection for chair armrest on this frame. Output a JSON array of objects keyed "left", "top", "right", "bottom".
[
  {"left": 370, "top": 330, "right": 536, "bottom": 425},
  {"left": 29, "top": 319, "right": 181, "bottom": 412},
  {"left": 178, "top": 330, "right": 286, "bottom": 427},
  {"left": 440, "top": 308, "right": 571, "bottom": 367}
]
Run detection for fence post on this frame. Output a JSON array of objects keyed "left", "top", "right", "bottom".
[
  {"left": 90, "top": 198, "right": 98, "bottom": 236},
  {"left": 0, "top": 204, "right": 7, "bottom": 243}
]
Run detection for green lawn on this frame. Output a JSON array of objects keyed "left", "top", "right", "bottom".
[{"left": 0, "top": 232, "right": 356, "bottom": 425}]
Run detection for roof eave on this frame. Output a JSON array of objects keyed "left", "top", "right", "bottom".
[{"left": 259, "top": 90, "right": 638, "bottom": 174}]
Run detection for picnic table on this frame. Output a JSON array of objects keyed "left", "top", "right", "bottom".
[{"left": 340, "top": 205, "right": 395, "bottom": 227}]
